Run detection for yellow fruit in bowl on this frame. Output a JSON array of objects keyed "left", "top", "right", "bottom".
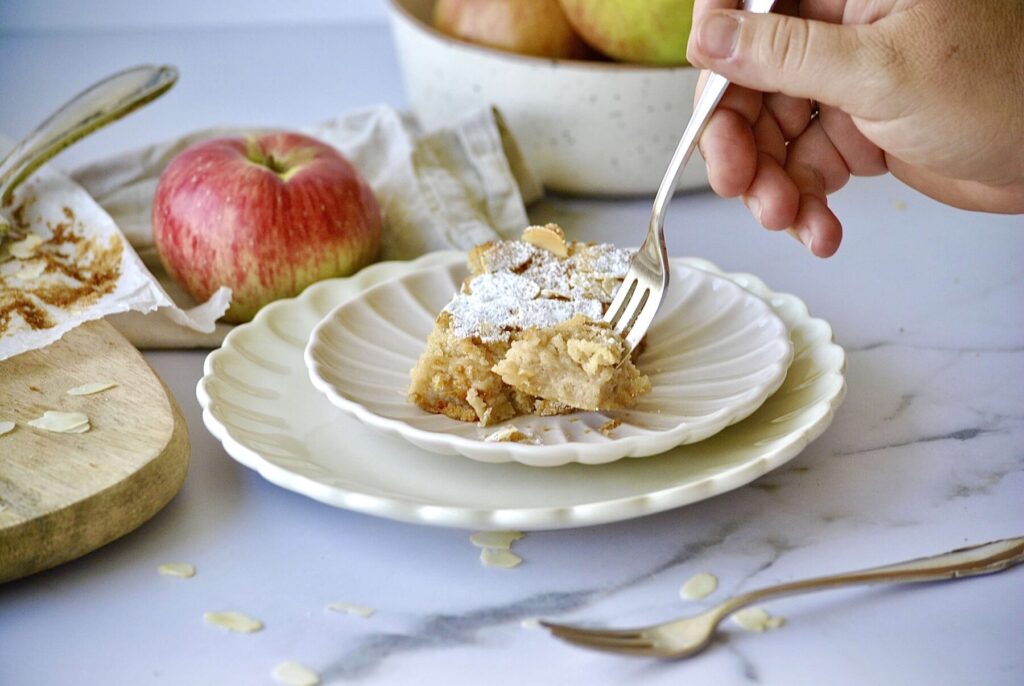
[
  {"left": 558, "top": 0, "right": 695, "bottom": 65},
  {"left": 433, "top": 0, "right": 593, "bottom": 60}
]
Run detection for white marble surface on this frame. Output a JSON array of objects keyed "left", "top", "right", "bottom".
[{"left": 1, "top": 22, "right": 1022, "bottom": 686}]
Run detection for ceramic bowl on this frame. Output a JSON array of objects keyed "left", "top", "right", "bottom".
[{"left": 387, "top": 0, "right": 708, "bottom": 196}]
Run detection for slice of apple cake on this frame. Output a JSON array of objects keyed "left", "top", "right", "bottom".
[{"left": 407, "top": 224, "right": 650, "bottom": 426}]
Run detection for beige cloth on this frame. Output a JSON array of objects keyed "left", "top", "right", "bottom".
[{"left": 71, "top": 105, "right": 542, "bottom": 349}]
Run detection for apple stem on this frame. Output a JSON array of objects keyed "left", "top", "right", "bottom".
[{"left": 244, "top": 136, "right": 288, "bottom": 175}]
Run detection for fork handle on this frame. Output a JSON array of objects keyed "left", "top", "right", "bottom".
[
  {"left": 716, "top": 536, "right": 1024, "bottom": 619},
  {"left": 647, "top": 0, "right": 777, "bottom": 244},
  {"left": 0, "top": 65, "right": 177, "bottom": 208}
]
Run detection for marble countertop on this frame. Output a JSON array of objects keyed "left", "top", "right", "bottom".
[{"left": 1, "top": 22, "right": 1022, "bottom": 686}]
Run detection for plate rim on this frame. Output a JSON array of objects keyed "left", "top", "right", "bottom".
[
  {"left": 302, "top": 259, "right": 795, "bottom": 466},
  {"left": 196, "top": 250, "right": 847, "bottom": 530}
]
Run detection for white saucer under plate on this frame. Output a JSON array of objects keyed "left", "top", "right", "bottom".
[
  {"left": 197, "top": 251, "right": 846, "bottom": 531},
  {"left": 304, "top": 259, "right": 793, "bottom": 467}
]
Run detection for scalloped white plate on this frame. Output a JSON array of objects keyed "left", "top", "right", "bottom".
[
  {"left": 304, "top": 260, "right": 793, "bottom": 466},
  {"left": 197, "top": 251, "right": 846, "bottom": 531}
]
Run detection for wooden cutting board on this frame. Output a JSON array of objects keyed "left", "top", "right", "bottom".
[{"left": 0, "top": 319, "right": 189, "bottom": 583}]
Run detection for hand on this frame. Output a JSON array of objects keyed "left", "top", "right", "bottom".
[{"left": 686, "top": 0, "right": 1024, "bottom": 257}]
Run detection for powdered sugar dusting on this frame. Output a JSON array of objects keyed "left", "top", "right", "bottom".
[{"left": 445, "top": 239, "right": 632, "bottom": 343}]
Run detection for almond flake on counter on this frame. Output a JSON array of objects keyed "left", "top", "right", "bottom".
[
  {"left": 326, "top": 602, "right": 375, "bottom": 618},
  {"left": 203, "top": 611, "right": 263, "bottom": 633},
  {"left": 67, "top": 381, "right": 118, "bottom": 396},
  {"left": 470, "top": 531, "right": 524, "bottom": 549},
  {"left": 15, "top": 259, "right": 46, "bottom": 280},
  {"left": 732, "top": 606, "right": 785, "bottom": 632},
  {"left": 158, "top": 563, "right": 196, "bottom": 578},
  {"left": 27, "top": 411, "right": 90, "bottom": 434},
  {"left": 8, "top": 234, "right": 43, "bottom": 259},
  {"left": 480, "top": 547, "right": 522, "bottom": 569},
  {"left": 680, "top": 572, "right": 718, "bottom": 600},
  {"left": 271, "top": 661, "right": 320, "bottom": 686},
  {"left": 598, "top": 418, "right": 622, "bottom": 436},
  {"left": 0, "top": 421, "right": 15, "bottom": 437}
]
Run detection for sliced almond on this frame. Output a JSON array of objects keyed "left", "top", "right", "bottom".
[
  {"left": 27, "top": 411, "right": 89, "bottom": 434},
  {"left": 158, "top": 563, "right": 196, "bottom": 578},
  {"left": 271, "top": 661, "right": 320, "bottom": 686},
  {"left": 203, "top": 611, "right": 263, "bottom": 633},
  {"left": 326, "top": 602, "right": 375, "bottom": 618},
  {"left": 15, "top": 259, "right": 46, "bottom": 280},
  {"left": 67, "top": 381, "right": 118, "bottom": 396},
  {"left": 480, "top": 547, "right": 523, "bottom": 569},
  {"left": 732, "top": 606, "right": 785, "bottom": 632},
  {"left": 0, "top": 421, "right": 15, "bottom": 436},
  {"left": 470, "top": 531, "right": 524, "bottom": 549},
  {"left": 8, "top": 234, "right": 44, "bottom": 259},
  {"left": 522, "top": 223, "right": 568, "bottom": 257},
  {"left": 680, "top": 572, "right": 718, "bottom": 600}
]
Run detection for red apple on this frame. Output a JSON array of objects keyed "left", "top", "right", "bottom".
[
  {"left": 152, "top": 132, "right": 381, "bottom": 323},
  {"left": 434, "top": 0, "right": 593, "bottom": 60}
]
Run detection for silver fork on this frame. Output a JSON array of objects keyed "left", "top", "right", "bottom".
[
  {"left": 541, "top": 536, "right": 1024, "bottom": 658},
  {"left": 0, "top": 65, "right": 177, "bottom": 245},
  {"left": 605, "top": 0, "right": 777, "bottom": 352}
]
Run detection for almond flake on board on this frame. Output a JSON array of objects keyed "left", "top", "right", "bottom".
[
  {"left": 680, "top": 572, "right": 718, "bottom": 600},
  {"left": 158, "top": 563, "right": 196, "bottom": 578},
  {"left": 27, "top": 411, "right": 89, "bottom": 433},
  {"left": 67, "top": 381, "right": 118, "bottom": 396},
  {"left": 326, "top": 602, "right": 375, "bottom": 618},
  {"left": 271, "top": 661, "right": 320, "bottom": 686},
  {"left": 203, "top": 611, "right": 263, "bottom": 633},
  {"left": 0, "top": 421, "right": 15, "bottom": 437}
]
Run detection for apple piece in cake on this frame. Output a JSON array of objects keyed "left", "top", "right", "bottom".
[
  {"left": 492, "top": 314, "right": 650, "bottom": 412},
  {"left": 407, "top": 224, "right": 651, "bottom": 426}
]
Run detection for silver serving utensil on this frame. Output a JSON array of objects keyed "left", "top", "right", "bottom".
[
  {"left": 605, "top": 0, "right": 776, "bottom": 352},
  {"left": 542, "top": 536, "right": 1024, "bottom": 658},
  {"left": 0, "top": 64, "right": 177, "bottom": 245}
]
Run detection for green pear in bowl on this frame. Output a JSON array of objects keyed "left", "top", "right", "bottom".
[{"left": 559, "top": 0, "right": 695, "bottom": 65}]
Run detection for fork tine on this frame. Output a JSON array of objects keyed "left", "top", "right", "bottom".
[
  {"left": 549, "top": 633, "right": 657, "bottom": 656},
  {"left": 623, "top": 290, "right": 663, "bottom": 350},
  {"left": 605, "top": 277, "right": 638, "bottom": 329},
  {"left": 550, "top": 631, "right": 654, "bottom": 649},
  {"left": 539, "top": 620, "right": 645, "bottom": 640}
]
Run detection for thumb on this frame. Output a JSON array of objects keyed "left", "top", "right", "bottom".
[{"left": 687, "top": 10, "right": 899, "bottom": 116}]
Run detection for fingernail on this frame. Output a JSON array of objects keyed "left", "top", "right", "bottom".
[
  {"left": 746, "top": 196, "right": 762, "bottom": 223},
  {"left": 698, "top": 13, "right": 740, "bottom": 59},
  {"left": 786, "top": 227, "right": 814, "bottom": 252}
]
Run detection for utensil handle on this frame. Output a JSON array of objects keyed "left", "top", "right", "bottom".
[
  {"left": 719, "top": 536, "right": 1024, "bottom": 617},
  {"left": 0, "top": 64, "right": 177, "bottom": 206},
  {"left": 647, "top": 0, "right": 776, "bottom": 237}
]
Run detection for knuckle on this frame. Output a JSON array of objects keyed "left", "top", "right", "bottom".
[
  {"left": 857, "top": 28, "right": 911, "bottom": 103},
  {"left": 758, "top": 16, "right": 813, "bottom": 76}
]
